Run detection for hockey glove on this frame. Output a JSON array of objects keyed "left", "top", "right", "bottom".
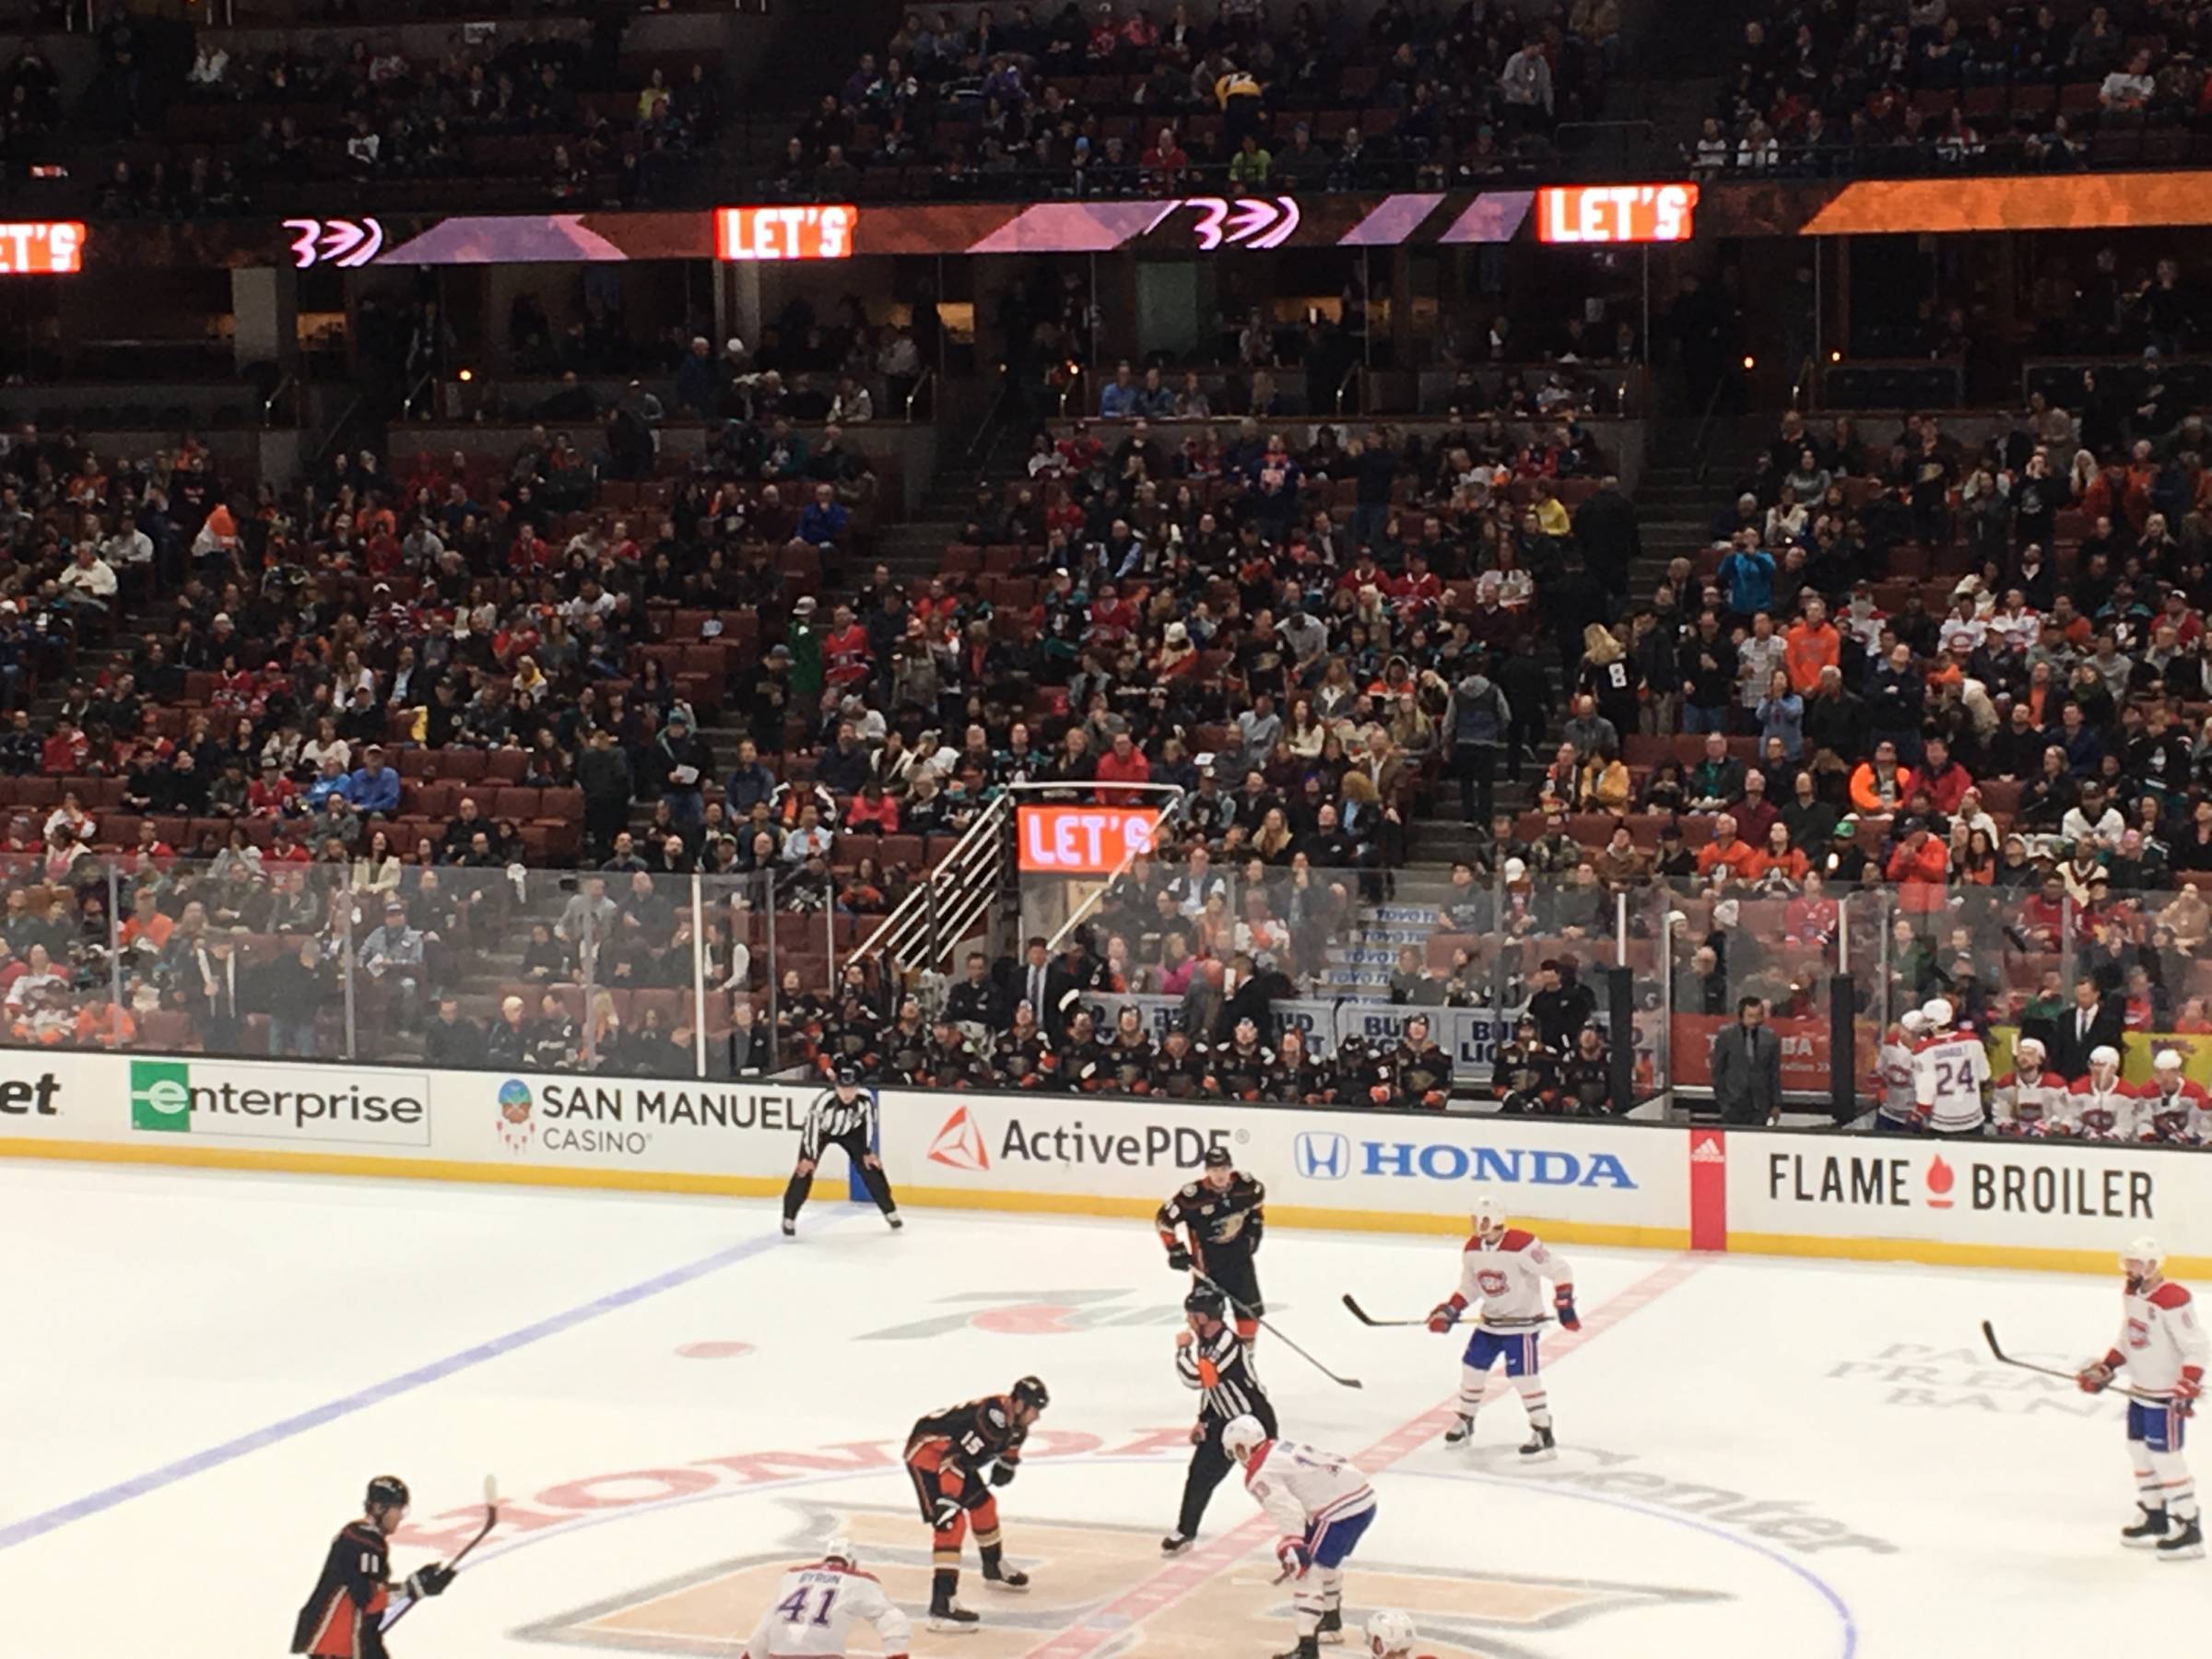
[
  {"left": 931, "top": 1495, "right": 966, "bottom": 1532},
  {"left": 1554, "top": 1289, "right": 1581, "bottom": 1332},
  {"left": 990, "top": 1462, "right": 1018, "bottom": 1488},
  {"left": 1275, "top": 1538, "right": 1312, "bottom": 1580},
  {"left": 2077, "top": 1362, "right": 2114, "bottom": 1394},
  {"left": 405, "top": 1564, "right": 454, "bottom": 1599},
  {"left": 2177, "top": 1371, "right": 2203, "bottom": 1416},
  {"left": 1166, "top": 1245, "right": 1193, "bottom": 1272},
  {"left": 1426, "top": 1300, "right": 1462, "bottom": 1334}
]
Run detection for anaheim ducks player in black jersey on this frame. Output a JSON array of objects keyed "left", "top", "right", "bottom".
[
  {"left": 1209, "top": 1016, "right": 1276, "bottom": 1100},
  {"left": 291, "top": 1476, "right": 453, "bottom": 1659},
  {"left": 1059, "top": 1008, "right": 1111, "bottom": 1092},
  {"left": 1557, "top": 1024, "right": 1616, "bottom": 1115},
  {"left": 1387, "top": 1015, "right": 1454, "bottom": 1110},
  {"left": 813, "top": 989, "right": 880, "bottom": 1081},
  {"left": 993, "top": 1001, "right": 1056, "bottom": 1088},
  {"left": 923, "top": 1013, "right": 992, "bottom": 1089},
  {"left": 1269, "top": 1025, "right": 1333, "bottom": 1105},
  {"left": 903, "top": 1376, "right": 1050, "bottom": 1631},
  {"left": 1106, "top": 1005, "right": 1158, "bottom": 1093},
  {"left": 1328, "top": 1032, "right": 1388, "bottom": 1105},
  {"left": 1158, "top": 1145, "right": 1266, "bottom": 1339},
  {"left": 1149, "top": 1018, "right": 1212, "bottom": 1098},
  {"left": 1492, "top": 1015, "right": 1561, "bottom": 1113},
  {"left": 880, "top": 999, "right": 933, "bottom": 1088}
]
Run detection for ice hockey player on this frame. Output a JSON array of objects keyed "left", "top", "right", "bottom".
[
  {"left": 1385, "top": 1016, "right": 1453, "bottom": 1110},
  {"left": 1874, "top": 1009, "right": 1927, "bottom": 1133},
  {"left": 290, "top": 1477, "right": 453, "bottom": 1659},
  {"left": 993, "top": 1002, "right": 1056, "bottom": 1088},
  {"left": 1150, "top": 1018, "right": 1213, "bottom": 1098},
  {"left": 2139, "top": 1051, "right": 2209, "bottom": 1146},
  {"left": 1209, "top": 1016, "right": 1277, "bottom": 1101},
  {"left": 1107, "top": 1006, "right": 1158, "bottom": 1092},
  {"left": 1429, "top": 1195, "right": 1576, "bottom": 1455},
  {"left": 1362, "top": 1610, "right": 1429, "bottom": 1658},
  {"left": 1491, "top": 1015, "right": 1559, "bottom": 1113},
  {"left": 740, "top": 1535, "right": 912, "bottom": 1659},
  {"left": 1058, "top": 1009, "right": 1111, "bottom": 1092},
  {"left": 782, "top": 1062, "right": 901, "bottom": 1238},
  {"left": 1162, "top": 1284, "right": 1277, "bottom": 1556},
  {"left": 2070, "top": 1046, "right": 2143, "bottom": 1141},
  {"left": 1159, "top": 1144, "right": 1266, "bottom": 1339},
  {"left": 1326, "top": 1032, "right": 1384, "bottom": 1106},
  {"left": 1220, "top": 1414, "right": 1377, "bottom": 1659},
  {"left": 903, "top": 1376, "right": 1049, "bottom": 1630},
  {"left": 921, "top": 1014, "right": 991, "bottom": 1090},
  {"left": 1911, "top": 997, "right": 1990, "bottom": 1135},
  {"left": 1269, "top": 1026, "right": 1333, "bottom": 1106},
  {"left": 1992, "top": 1035, "right": 2069, "bottom": 1136},
  {"left": 2077, "top": 1238, "right": 2206, "bottom": 1560}
]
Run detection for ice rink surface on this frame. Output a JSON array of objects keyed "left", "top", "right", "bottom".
[{"left": 0, "top": 1160, "right": 2197, "bottom": 1658}]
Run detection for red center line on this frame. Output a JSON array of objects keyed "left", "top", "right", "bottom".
[{"left": 1019, "top": 1252, "right": 1708, "bottom": 1659}]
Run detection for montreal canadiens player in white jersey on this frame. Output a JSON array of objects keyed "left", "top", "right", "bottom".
[
  {"left": 2069, "top": 1046, "right": 2146, "bottom": 1141},
  {"left": 1992, "top": 1035, "right": 2069, "bottom": 1135},
  {"left": 740, "top": 1536, "right": 911, "bottom": 1658},
  {"left": 1220, "top": 1415, "right": 1377, "bottom": 1659},
  {"left": 1426, "top": 1195, "right": 1575, "bottom": 1454},
  {"left": 1874, "top": 1009, "right": 1927, "bottom": 1132},
  {"left": 2077, "top": 1239, "right": 2208, "bottom": 1560},
  {"left": 2139, "top": 1050, "right": 2210, "bottom": 1145},
  {"left": 1911, "top": 997, "right": 1990, "bottom": 1135}
]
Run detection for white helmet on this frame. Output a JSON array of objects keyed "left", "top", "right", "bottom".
[
  {"left": 2122, "top": 1237, "right": 2165, "bottom": 1277},
  {"left": 1900, "top": 1010, "right": 1928, "bottom": 1038},
  {"left": 1472, "top": 1195, "right": 1508, "bottom": 1236},
  {"left": 1919, "top": 997, "right": 1954, "bottom": 1030},
  {"left": 2012, "top": 1035, "right": 2043, "bottom": 1065},
  {"left": 2090, "top": 1044, "right": 2121, "bottom": 1074},
  {"left": 2154, "top": 1049, "right": 2184, "bottom": 1073},
  {"left": 1365, "top": 1609, "right": 1418, "bottom": 1655},
  {"left": 820, "top": 1534, "right": 857, "bottom": 1568},
  {"left": 1220, "top": 1415, "right": 1270, "bottom": 1463}
]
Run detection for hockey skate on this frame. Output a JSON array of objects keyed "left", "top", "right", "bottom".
[
  {"left": 886, "top": 1211, "right": 904, "bottom": 1230},
  {"left": 780, "top": 1218, "right": 795, "bottom": 1238},
  {"left": 981, "top": 1560, "right": 1030, "bottom": 1592},
  {"left": 1159, "top": 1531, "right": 1193, "bottom": 1555},
  {"left": 1442, "top": 1414, "right": 1475, "bottom": 1446},
  {"left": 928, "top": 1597, "right": 981, "bottom": 1633},
  {"left": 1272, "top": 1637, "right": 1321, "bottom": 1659},
  {"left": 2124, "top": 1506, "right": 2171, "bottom": 1548},
  {"left": 1519, "top": 1425, "right": 1558, "bottom": 1460},
  {"left": 2156, "top": 1517, "right": 2204, "bottom": 1561},
  {"left": 1316, "top": 1607, "right": 1344, "bottom": 1645}
]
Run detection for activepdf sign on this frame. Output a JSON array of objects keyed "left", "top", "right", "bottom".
[{"left": 1017, "top": 806, "right": 1159, "bottom": 874}]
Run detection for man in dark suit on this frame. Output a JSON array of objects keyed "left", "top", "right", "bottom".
[
  {"left": 2049, "top": 974, "right": 2125, "bottom": 1082},
  {"left": 1710, "top": 995, "right": 1784, "bottom": 1125},
  {"left": 1572, "top": 475, "right": 1641, "bottom": 601}
]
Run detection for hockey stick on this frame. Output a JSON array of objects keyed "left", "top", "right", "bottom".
[
  {"left": 1342, "top": 1294, "right": 1430, "bottom": 1328},
  {"left": 1980, "top": 1322, "right": 2167, "bottom": 1406},
  {"left": 1196, "top": 1269, "right": 1362, "bottom": 1389},
  {"left": 383, "top": 1475, "right": 500, "bottom": 1632}
]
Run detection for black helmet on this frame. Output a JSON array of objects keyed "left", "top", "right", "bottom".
[
  {"left": 1011, "top": 1374, "right": 1051, "bottom": 1411},
  {"left": 834, "top": 1060, "right": 863, "bottom": 1086},
  {"left": 1184, "top": 1286, "right": 1227, "bottom": 1322},
  {"left": 366, "top": 1475, "right": 410, "bottom": 1512},
  {"left": 1202, "top": 1144, "right": 1233, "bottom": 1170}
]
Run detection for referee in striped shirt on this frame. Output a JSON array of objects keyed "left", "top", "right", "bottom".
[
  {"left": 782, "top": 1061, "right": 903, "bottom": 1238},
  {"left": 1162, "top": 1285, "right": 1275, "bottom": 1554}
]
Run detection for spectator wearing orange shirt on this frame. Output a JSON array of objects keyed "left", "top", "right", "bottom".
[
  {"left": 1695, "top": 813, "right": 1758, "bottom": 882},
  {"left": 1884, "top": 817, "right": 1949, "bottom": 914},
  {"left": 1749, "top": 820, "right": 1809, "bottom": 888},
  {"left": 1783, "top": 596, "right": 1841, "bottom": 694}
]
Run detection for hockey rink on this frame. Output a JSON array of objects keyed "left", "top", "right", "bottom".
[{"left": 0, "top": 1161, "right": 2194, "bottom": 1659}]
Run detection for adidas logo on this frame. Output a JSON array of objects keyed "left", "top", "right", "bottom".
[{"left": 1689, "top": 1135, "right": 1724, "bottom": 1164}]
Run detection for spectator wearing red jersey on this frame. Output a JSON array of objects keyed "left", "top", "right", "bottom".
[
  {"left": 821, "top": 603, "right": 872, "bottom": 691},
  {"left": 1912, "top": 735, "right": 1973, "bottom": 817},
  {"left": 1094, "top": 729, "right": 1152, "bottom": 806}
]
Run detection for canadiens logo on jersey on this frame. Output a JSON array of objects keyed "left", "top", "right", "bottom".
[
  {"left": 525, "top": 1504, "right": 1718, "bottom": 1657},
  {"left": 1476, "top": 1269, "right": 1511, "bottom": 1298}
]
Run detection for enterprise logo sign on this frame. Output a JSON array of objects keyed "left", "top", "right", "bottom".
[{"left": 1294, "top": 1131, "right": 1350, "bottom": 1181}]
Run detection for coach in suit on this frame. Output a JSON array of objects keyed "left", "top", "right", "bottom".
[
  {"left": 1710, "top": 995, "right": 1784, "bottom": 1125},
  {"left": 2048, "top": 976, "right": 2125, "bottom": 1081}
]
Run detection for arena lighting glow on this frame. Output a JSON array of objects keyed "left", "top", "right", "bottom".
[
  {"left": 1535, "top": 183, "right": 1699, "bottom": 244},
  {"left": 0, "top": 221, "right": 85, "bottom": 274},
  {"left": 715, "top": 204, "right": 857, "bottom": 261}
]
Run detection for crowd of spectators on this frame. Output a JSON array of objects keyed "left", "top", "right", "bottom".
[
  {"left": 770, "top": 0, "right": 1618, "bottom": 200},
  {"left": 1692, "top": 0, "right": 2212, "bottom": 178}
]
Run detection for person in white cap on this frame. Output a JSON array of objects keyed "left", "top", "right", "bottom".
[
  {"left": 1992, "top": 1036, "right": 2070, "bottom": 1136},
  {"left": 1875, "top": 1009, "right": 1928, "bottom": 1132},
  {"left": 2077, "top": 1238, "right": 2206, "bottom": 1560},
  {"left": 1910, "top": 996, "right": 1990, "bottom": 1135},
  {"left": 2139, "top": 1050, "right": 2211, "bottom": 1145},
  {"left": 2069, "top": 1045, "right": 2144, "bottom": 1141},
  {"left": 740, "top": 1535, "right": 911, "bottom": 1658},
  {"left": 1363, "top": 1609, "right": 1428, "bottom": 1656}
]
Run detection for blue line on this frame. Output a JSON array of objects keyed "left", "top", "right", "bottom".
[{"left": 0, "top": 1220, "right": 822, "bottom": 1554}]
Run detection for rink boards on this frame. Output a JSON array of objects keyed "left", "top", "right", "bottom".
[{"left": 0, "top": 1048, "right": 2202, "bottom": 1276}]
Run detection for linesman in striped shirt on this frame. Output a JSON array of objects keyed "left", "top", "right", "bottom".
[
  {"left": 1162, "top": 1284, "right": 1276, "bottom": 1556},
  {"left": 782, "top": 1061, "right": 903, "bottom": 1238}
]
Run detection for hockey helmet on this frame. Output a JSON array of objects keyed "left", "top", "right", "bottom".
[
  {"left": 1184, "top": 1286, "right": 1228, "bottom": 1323},
  {"left": 1366, "top": 1609, "right": 1418, "bottom": 1655},
  {"left": 2089, "top": 1044, "right": 2121, "bottom": 1075},
  {"left": 820, "top": 1534, "right": 858, "bottom": 1568},
  {"left": 2121, "top": 1237, "right": 2165, "bottom": 1277},
  {"left": 1471, "top": 1195, "right": 1508, "bottom": 1236},
  {"left": 1203, "top": 1144, "right": 1234, "bottom": 1170},
  {"left": 2154, "top": 1049, "right": 2185, "bottom": 1073},
  {"left": 2012, "top": 1035, "right": 2043, "bottom": 1064},
  {"left": 1899, "top": 1010, "right": 1928, "bottom": 1038},
  {"left": 1919, "top": 997, "right": 1954, "bottom": 1030},
  {"left": 1219, "top": 1414, "right": 1269, "bottom": 1463},
  {"left": 833, "top": 1060, "right": 863, "bottom": 1087},
  {"left": 365, "top": 1475, "right": 411, "bottom": 1512},
  {"left": 1011, "top": 1375, "right": 1051, "bottom": 1412}
]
